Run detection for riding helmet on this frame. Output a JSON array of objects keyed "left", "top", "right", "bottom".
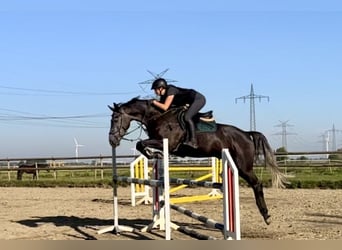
[{"left": 151, "top": 78, "right": 168, "bottom": 90}]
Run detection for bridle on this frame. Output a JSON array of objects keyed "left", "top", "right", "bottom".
[
  {"left": 110, "top": 99, "right": 178, "bottom": 144},
  {"left": 110, "top": 106, "right": 146, "bottom": 143}
]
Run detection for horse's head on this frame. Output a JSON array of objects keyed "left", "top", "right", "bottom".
[
  {"left": 108, "top": 102, "right": 131, "bottom": 148},
  {"left": 108, "top": 97, "right": 164, "bottom": 148}
]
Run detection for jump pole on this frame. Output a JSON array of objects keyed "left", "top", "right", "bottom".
[
  {"left": 97, "top": 146, "right": 135, "bottom": 235},
  {"left": 141, "top": 159, "right": 164, "bottom": 231},
  {"left": 133, "top": 165, "right": 221, "bottom": 204},
  {"left": 208, "top": 157, "right": 223, "bottom": 197},
  {"left": 130, "top": 156, "right": 225, "bottom": 205},
  {"left": 130, "top": 155, "right": 151, "bottom": 206},
  {"left": 141, "top": 139, "right": 173, "bottom": 239},
  {"left": 165, "top": 149, "right": 240, "bottom": 240},
  {"left": 152, "top": 147, "right": 240, "bottom": 240},
  {"left": 163, "top": 139, "right": 171, "bottom": 239},
  {"left": 222, "top": 148, "right": 241, "bottom": 240}
]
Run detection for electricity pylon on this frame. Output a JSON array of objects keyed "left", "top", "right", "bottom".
[
  {"left": 235, "top": 83, "right": 269, "bottom": 131},
  {"left": 326, "top": 124, "right": 342, "bottom": 151},
  {"left": 273, "top": 120, "right": 296, "bottom": 151}
]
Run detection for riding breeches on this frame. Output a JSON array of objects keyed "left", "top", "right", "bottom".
[{"left": 184, "top": 92, "right": 206, "bottom": 122}]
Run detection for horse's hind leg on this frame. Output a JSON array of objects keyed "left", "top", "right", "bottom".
[
  {"left": 253, "top": 180, "right": 270, "bottom": 225},
  {"left": 240, "top": 170, "right": 270, "bottom": 225}
]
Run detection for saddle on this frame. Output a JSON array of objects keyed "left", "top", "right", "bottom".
[
  {"left": 176, "top": 108, "right": 217, "bottom": 133},
  {"left": 197, "top": 111, "right": 215, "bottom": 122}
]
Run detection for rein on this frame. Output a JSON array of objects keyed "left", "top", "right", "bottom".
[
  {"left": 112, "top": 100, "right": 183, "bottom": 143},
  {"left": 145, "top": 105, "right": 184, "bottom": 123},
  {"left": 121, "top": 124, "right": 145, "bottom": 142},
  {"left": 120, "top": 100, "right": 176, "bottom": 141},
  {"left": 113, "top": 101, "right": 149, "bottom": 143}
]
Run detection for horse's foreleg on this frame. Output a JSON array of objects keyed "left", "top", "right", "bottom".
[{"left": 136, "top": 139, "right": 164, "bottom": 159}]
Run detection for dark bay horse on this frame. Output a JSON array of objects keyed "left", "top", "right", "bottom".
[
  {"left": 108, "top": 97, "right": 287, "bottom": 224},
  {"left": 17, "top": 162, "right": 50, "bottom": 180}
]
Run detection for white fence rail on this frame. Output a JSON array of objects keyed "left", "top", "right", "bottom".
[{"left": 1, "top": 151, "right": 342, "bottom": 181}]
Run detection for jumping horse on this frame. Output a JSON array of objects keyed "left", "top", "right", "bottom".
[{"left": 108, "top": 97, "right": 287, "bottom": 224}]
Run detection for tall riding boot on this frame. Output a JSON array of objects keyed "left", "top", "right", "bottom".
[{"left": 184, "top": 120, "right": 198, "bottom": 148}]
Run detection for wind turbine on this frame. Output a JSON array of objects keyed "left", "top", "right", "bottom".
[{"left": 74, "top": 137, "right": 84, "bottom": 163}]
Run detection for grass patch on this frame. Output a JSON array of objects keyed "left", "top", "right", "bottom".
[{"left": 0, "top": 165, "right": 342, "bottom": 189}]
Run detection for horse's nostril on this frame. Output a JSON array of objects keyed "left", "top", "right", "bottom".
[
  {"left": 109, "top": 135, "right": 115, "bottom": 142},
  {"left": 109, "top": 135, "right": 120, "bottom": 147}
]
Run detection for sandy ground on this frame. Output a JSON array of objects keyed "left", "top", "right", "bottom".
[{"left": 0, "top": 186, "right": 341, "bottom": 240}]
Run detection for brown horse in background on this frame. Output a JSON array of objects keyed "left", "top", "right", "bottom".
[{"left": 17, "top": 162, "right": 50, "bottom": 180}]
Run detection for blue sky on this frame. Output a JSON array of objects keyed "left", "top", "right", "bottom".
[{"left": 1, "top": 1, "right": 342, "bottom": 158}]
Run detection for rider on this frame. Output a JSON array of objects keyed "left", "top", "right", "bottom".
[{"left": 151, "top": 78, "right": 206, "bottom": 148}]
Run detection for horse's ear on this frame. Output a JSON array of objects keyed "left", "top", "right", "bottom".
[
  {"left": 109, "top": 103, "right": 120, "bottom": 111},
  {"left": 108, "top": 105, "right": 114, "bottom": 112}
]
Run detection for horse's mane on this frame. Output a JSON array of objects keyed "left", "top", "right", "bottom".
[
  {"left": 121, "top": 96, "right": 151, "bottom": 106},
  {"left": 117, "top": 96, "right": 183, "bottom": 120}
]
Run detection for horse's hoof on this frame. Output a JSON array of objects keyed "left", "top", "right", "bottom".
[
  {"left": 264, "top": 215, "right": 271, "bottom": 225},
  {"left": 144, "top": 154, "right": 153, "bottom": 159},
  {"left": 142, "top": 148, "right": 154, "bottom": 159},
  {"left": 153, "top": 152, "right": 163, "bottom": 159}
]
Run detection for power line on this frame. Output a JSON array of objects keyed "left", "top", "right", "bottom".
[
  {"left": 0, "top": 84, "right": 141, "bottom": 129},
  {"left": 0, "top": 114, "right": 106, "bottom": 121},
  {"left": 0, "top": 84, "right": 140, "bottom": 96},
  {"left": 137, "top": 68, "right": 177, "bottom": 95},
  {"left": 0, "top": 108, "right": 108, "bottom": 128}
]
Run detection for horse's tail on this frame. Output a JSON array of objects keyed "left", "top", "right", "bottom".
[{"left": 249, "top": 131, "right": 288, "bottom": 188}]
